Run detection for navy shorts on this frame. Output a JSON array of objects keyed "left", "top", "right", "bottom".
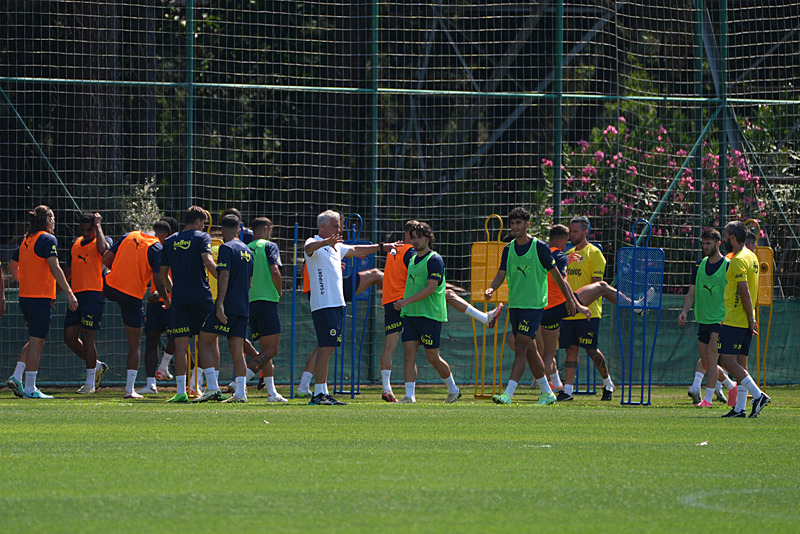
[
  {"left": 19, "top": 297, "right": 52, "bottom": 339},
  {"left": 696, "top": 322, "right": 721, "bottom": 345},
  {"left": 508, "top": 308, "right": 544, "bottom": 338},
  {"left": 103, "top": 282, "right": 143, "bottom": 328},
  {"left": 401, "top": 316, "right": 443, "bottom": 349},
  {"left": 201, "top": 312, "right": 249, "bottom": 339},
  {"left": 343, "top": 272, "right": 361, "bottom": 302},
  {"left": 559, "top": 317, "right": 600, "bottom": 349},
  {"left": 717, "top": 324, "right": 752, "bottom": 356},
  {"left": 384, "top": 302, "right": 403, "bottom": 334},
  {"left": 64, "top": 294, "right": 105, "bottom": 331},
  {"left": 145, "top": 300, "right": 171, "bottom": 333},
  {"left": 541, "top": 302, "right": 568, "bottom": 330},
  {"left": 169, "top": 299, "right": 214, "bottom": 338},
  {"left": 312, "top": 306, "right": 344, "bottom": 347},
  {"left": 249, "top": 300, "right": 281, "bottom": 340}
]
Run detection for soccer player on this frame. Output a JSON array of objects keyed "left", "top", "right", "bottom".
[
  {"left": 6, "top": 205, "right": 78, "bottom": 399},
  {"left": 485, "top": 209, "right": 589, "bottom": 405},
  {"left": 63, "top": 212, "right": 112, "bottom": 394},
  {"left": 222, "top": 207, "right": 254, "bottom": 244},
  {"left": 136, "top": 219, "right": 178, "bottom": 395},
  {"left": 154, "top": 215, "right": 180, "bottom": 381},
  {"left": 192, "top": 215, "right": 254, "bottom": 402},
  {"left": 379, "top": 220, "right": 504, "bottom": 403},
  {"left": 678, "top": 228, "right": 737, "bottom": 407},
  {"left": 304, "top": 210, "right": 391, "bottom": 405},
  {"left": 713, "top": 221, "right": 770, "bottom": 418},
  {"left": 558, "top": 216, "right": 615, "bottom": 401},
  {"left": 240, "top": 216, "right": 287, "bottom": 402},
  {"left": 103, "top": 220, "right": 170, "bottom": 399},
  {"left": 393, "top": 222, "right": 461, "bottom": 403},
  {"left": 159, "top": 206, "right": 218, "bottom": 403}
]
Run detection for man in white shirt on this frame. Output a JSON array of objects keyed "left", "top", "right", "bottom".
[{"left": 304, "top": 210, "right": 393, "bottom": 405}]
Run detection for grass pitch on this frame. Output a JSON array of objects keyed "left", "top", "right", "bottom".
[{"left": 2, "top": 385, "right": 799, "bottom": 533}]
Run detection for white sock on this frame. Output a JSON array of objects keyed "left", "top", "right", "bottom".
[
  {"left": 740, "top": 375, "right": 763, "bottom": 401},
  {"left": 381, "top": 369, "right": 392, "bottom": 392},
  {"left": 189, "top": 368, "right": 201, "bottom": 389},
  {"left": 405, "top": 381, "right": 416, "bottom": 400},
  {"left": 443, "top": 374, "right": 458, "bottom": 394},
  {"left": 735, "top": 385, "right": 748, "bottom": 412},
  {"left": 13, "top": 362, "right": 26, "bottom": 382},
  {"left": 691, "top": 372, "right": 704, "bottom": 392},
  {"left": 176, "top": 375, "right": 187, "bottom": 395},
  {"left": 504, "top": 379, "right": 518, "bottom": 398},
  {"left": 549, "top": 372, "right": 563, "bottom": 389},
  {"left": 146, "top": 376, "right": 156, "bottom": 389},
  {"left": 703, "top": 387, "right": 715, "bottom": 403},
  {"left": 85, "top": 368, "right": 96, "bottom": 387},
  {"left": 323, "top": 383, "right": 329, "bottom": 395},
  {"left": 24, "top": 371, "right": 37, "bottom": 394},
  {"left": 464, "top": 305, "right": 489, "bottom": 325},
  {"left": 536, "top": 376, "right": 553, "bottom": 394},
  {"left": 235, "top": 376, "right": 246, "bottom": 398},
  {"left": 204, "top": 368, "right": 220, "bottom": 391},
  {"left": 299, "top": 371, "right": 313, "bottom": 393},
  {"left": 215, "top": 369, "right": 220, "bottom": 383},
  {"left": 564, "top": 384, "right": 574, "bottom": 396},
  {"left": 245, "top": 368, "right": 256, "bottom": 381},
  {"left": 603, "top": 376, "right": 614, "bottom": 391},
  {"left": 265, "top": 376, "right": 277, "bottom": 397},
  {"left": 158, "top": 352, "right": 173, "bottom": 371},
  {"left": 722, "top": 377, "right": 736, "bottom": 390},
  {"left": 125, "top": 369, "right": 138, "bottom": 394},
  {"left": 314, "top": 383, "right": 326, "bottom": 396},
  {"left": 715, "top": 381, "right": 723, "bottom": 390}
]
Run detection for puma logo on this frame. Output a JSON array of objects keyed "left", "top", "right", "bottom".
[
  {"left": 516, "top": 265, "right": 529, "bottom": 277},
  {"left": 77, "top": 254, "right": 88, "bottom": 263},
  {"left": 703, "top": 284, "right": 713, "bottom": 295},
  {"left": 133, "top": 237, "right": 143, "bottom": 249}
]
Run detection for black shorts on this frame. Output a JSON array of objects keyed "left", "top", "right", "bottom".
[
  {"left": 249, "top": 300, "right": 281, "bottom": 340},
  {"left": 19, "top": 297, "right": 52, "bottom": 339},
  {"left": 541, "top": 302, "right": 568, "bottom": 330},
  {"left": 401, "top": 316, "right": 443, "bottom": 349},
  {"left": 696, "top": 322, "right": 721, "bottom": 345},
  {"left": 559, "top": 317, "right": 600, "bottom": 349},
  {"left": 508, "top": 308, "right": 543, "bottom": 338},
  {"left": 343, "top": 272, "right": 361, "bottom": 302},
  {"left": 103, "top": 281, "right": 143, "bottom": 329},
  {"left": 169, "top": 299, "right": 214, "bottom": 338},
  {"left": 312, "top": 306, "right": 344, "bottom": 347},
  {"left": 64, "top": 294, "right": 105, "bottom": 331},
  {"left": 145, "top": 300, "right": 171, "bottom": 333},
  {"left": 717, "top": 324, "right": 752, "bottom": 356},
  {"left": 201, "top": 312, "right": 249, "bottom": 339},
  {"left": 384, "top": 302, "right": 403, "bottom": 334}
]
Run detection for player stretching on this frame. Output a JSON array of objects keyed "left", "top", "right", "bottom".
[
  {"left": 394, "top": 222, "right": 461, "bottom": 403},
  {"left": 378, "top": 220, "right": 503, "bottom": 402},
  {"left": 191, "top": 215, "right": 253, "bottom": 402},
  {"left": 678, "top": 228, "right": 737, "bottom": 407},
  {"left": 558, "top": 216, "right": 615, "bottom": 401},
  {"left": 159, "top": 206, "right": 218, "bottom": 403},
  {"left": 305, "top": 210, "right": 392, "bottom": 405},
  {"left": 64, "top": 212, "right": 111, "bottom": 394},
  {"left": 103, "top": 220, "right": 170, "bottom": 399},
  {"left": 715, "top": 221, "right": 770, "bottom": 418},
  {"left": 486, "top": 209, "right": 588, "bottom": 405},
  {"left": 6, "top": 206, "right": 78, "bottom": 399}
]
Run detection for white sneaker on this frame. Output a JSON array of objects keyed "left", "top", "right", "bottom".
[
  {"left": 76, "top": 384, "right": 95, "bottom": 394},
  {"left": 155, "top": 368, "right": 173, "bottom": 381},
  {"left": 123, "top": 391, "right": 144, "bottom": 399},
  {"left": 191, "top": 388, "right": 223, "bottom": 403},
  {"left": 136, "top": 384, "right": 158, "bottom": 395},
  {"left": 267, "top": 393, "right": 288, "bottom": 403},
  {"left": 399, "top": 396, "right": 416, "bottom": 403},
  {"left": 222, "top": 395, "right": 247, "bottom": 403},
  {"left": 189, "top": 385, "right": 204, "bottom": 397}
]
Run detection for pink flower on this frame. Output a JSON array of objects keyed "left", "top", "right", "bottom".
[
  {"left": 577, "top": 140, "right": 590, "bottom": 152},
  {"left": 603, "top": 125, "right": 618, "bottom": 136},
  {"left": 562, "top": 198, "right": 574, "bottom": 205},
  {"left": 594, "top": 150, "right": 605, "bottom": 162},
  {"left": 599, "top": 206, "right": 609, "bottom": 215},
  {"left": 605, "top": 193, "right": 617, "bottom": 203},
  {"left": 544, "top": 207, "right": 553, "bottom": 216},
  {"left": 541, "top": 158, "right": 553, "bottom": 167},
  {"left": 619, "top": 116, "right": 626, "bottom": 123}
]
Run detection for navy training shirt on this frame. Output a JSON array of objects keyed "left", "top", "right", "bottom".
[
  {"left": 216, "top": 239, "right": 253, "bottom": 317},
  {"left": 161, "top": 230, "right": 213, "bottom": 305}
]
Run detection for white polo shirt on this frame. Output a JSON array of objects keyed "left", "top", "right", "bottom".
[{"left": 304, "top": 235, "right": 353, "bottom": 312}]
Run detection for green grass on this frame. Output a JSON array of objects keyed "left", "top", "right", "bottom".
[{"left": 2, "top": 385, "right": 799, "bottom": 532}]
